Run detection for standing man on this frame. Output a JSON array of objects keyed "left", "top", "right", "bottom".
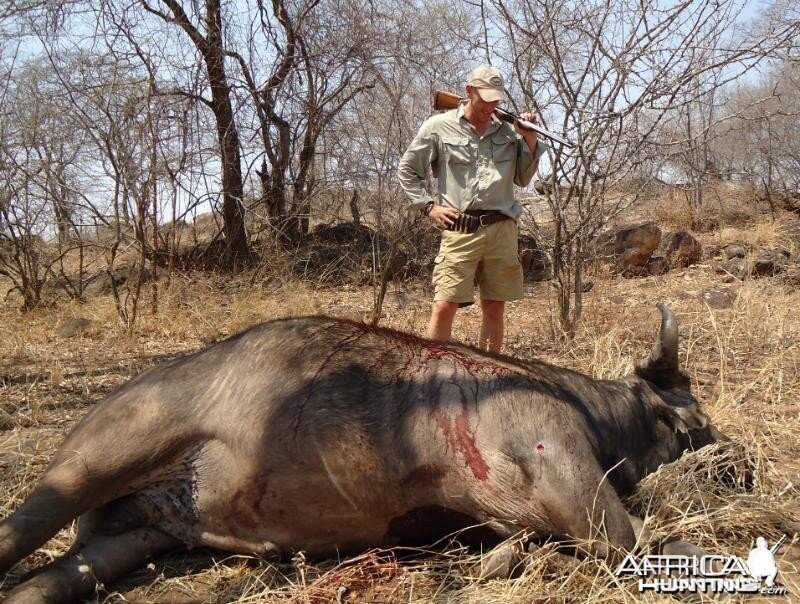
[{"left": 398, "top": 65, "right": 546, "bottom": 353}]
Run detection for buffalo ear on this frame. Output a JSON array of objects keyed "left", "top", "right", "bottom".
[
  {"left": 652, "top": 400, "right": 709, "bottom": 434},
  {"left": 635, "top": 303, "right": 691, "bottom": 391}
]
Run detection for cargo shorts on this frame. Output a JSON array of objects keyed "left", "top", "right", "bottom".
[{"left": 432, "top": 218, "right": 523, "bottom": 305}]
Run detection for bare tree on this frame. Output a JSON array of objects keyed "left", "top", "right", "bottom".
[
  {"left": 326, "top": 0, "right": 475, "bottom": 322},
  {"left": 138, "top": 0, "right": 250, "bottom": 264},
  {"left": 0, "top": 149, "right": 50, "bottom": 309},
  {"left": 225, "top": 0, "right": 377, "bottom": 242},
  {"left": 715, "top": 59, "right": 800, "bottom": 211},
  {"left": 0, "top": 55, "right": 88, "bottom": 308},
  {"left": 489, "top": 0, "right": 799, "bottom": 335}
]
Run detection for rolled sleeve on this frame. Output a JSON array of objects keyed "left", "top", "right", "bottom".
[
  {"left": 514, "top": 138, "right": 548, "bottom": 187},
  {"left": 398, "top": 121, "right": 439, "bottom": 211}
]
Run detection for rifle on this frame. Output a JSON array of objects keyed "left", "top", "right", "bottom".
[
  {"left": 433, "top": 90, "right": 575, "bottom": 149},
  {"left": 770, "top": 534, "right": 787, "bottom": 555}
]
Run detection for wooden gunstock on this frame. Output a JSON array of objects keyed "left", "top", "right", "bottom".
[
  {"left": 433, "top": 90, "right": 463, "bottom": 111},
  {"left": 432, "top": 89, "right": 575, "bottom": 149}
]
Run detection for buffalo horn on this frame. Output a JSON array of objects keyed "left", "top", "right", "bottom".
[{"left": 648, "top": 302, "right": 679, "bottom": 376}]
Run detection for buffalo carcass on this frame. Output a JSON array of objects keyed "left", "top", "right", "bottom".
[{"left": 1, "top": 304, "right": 720, "bottom": 602}]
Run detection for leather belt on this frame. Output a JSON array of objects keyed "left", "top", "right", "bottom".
[{"left": 446, "top": 210, "right": 511, "bottom": 234}]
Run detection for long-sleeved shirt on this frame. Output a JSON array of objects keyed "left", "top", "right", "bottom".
[{"left": 397, "top": 103, "right": 547, "bottom": 220}]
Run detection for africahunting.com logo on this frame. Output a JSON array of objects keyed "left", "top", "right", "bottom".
[{"left": 616, "top": 535, "right": 789, "bottom": 595}]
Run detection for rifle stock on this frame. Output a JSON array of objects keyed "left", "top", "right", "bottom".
[
  {"left": 433, "top": 90, "right": 463, "bottom": 111},
  {"left": 432, "top": 90, "right": 575, "bottom": 148}
]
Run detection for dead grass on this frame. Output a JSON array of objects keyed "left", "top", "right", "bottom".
[
  {"left": 651, "top": 181, "right": 770, "bottom": 233},
  {"left": 1, "top": 219, "right": 799, "bottom": 602},
  {"left": 714, "top": 217, "right": 798, "bottom": 255}
]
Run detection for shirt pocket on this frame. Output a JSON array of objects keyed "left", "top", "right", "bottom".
[
  {"left": 442, "top": 136, "right": 472, "bottom": 165},
  {"left": 491, "top": 132, "right": 517, "bottom": 163}
]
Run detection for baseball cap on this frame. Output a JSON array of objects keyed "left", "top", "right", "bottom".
[{"left": 467, "top": 65, "right": 506, "bottom": 103}]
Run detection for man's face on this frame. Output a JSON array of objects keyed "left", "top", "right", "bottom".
[{"left": 465, "top": 85, "right": 500, "bottom": 125}]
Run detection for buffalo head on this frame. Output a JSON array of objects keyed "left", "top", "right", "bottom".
[{"left": 634, "top": 303, "right": 724, "bottom": 452}]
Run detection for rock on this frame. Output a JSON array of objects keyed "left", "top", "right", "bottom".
[
  {"left": 752, "top": 248, "right": 789, "bottom": 277},
  {"left": 663, "top": 230, "right": 702, "bottom": 268},
  {"left": 699, "top": 286, "right": 737, "bottom": 309},
  {"left": 519, "top": 235, "right": 552, "bottom": 281},
  {"left": 715, "top": 258, "right": 749, "bottom": 280},
  {"left": 41, "top": 275, "right": 72, "bottom": 294},
  {"left": 594, "top": 222, "right": 661, "bottom": 271},
  {"left": 644, "top": 256, "right": 669, "bottom": 276},
  {"left": 610, "top": 295, "right": 625, "bottom": 305},
  {"left": 723, "top": 243, "right": 747, "bottom": 260},
  {"left": 780, "top": 264, "right": 800, "bottom": 288},
  {"left": 56, "top": 317, "right": 93, "bottom": 338},
  {"left": 83, "top": 272, "right": 115, "bottom": 296},
  {"left": 532, "top": 179, "right": 550, "bottom": 195},
  {"left": 84, "top": 265, "right": 152, "bottom": 296},
  {"left": 702, "top": 243, "right": 721, "bottom": 259},
  {"left": 299, "top": 221, "right": 435, "bottom": 285},
  {"left": 0, "top": 407, "right": 14, "bottom": 430}
]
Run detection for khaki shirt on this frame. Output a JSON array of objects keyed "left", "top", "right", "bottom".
[{"left": 397, "top": 103, "right": 547, "bottom": 219}]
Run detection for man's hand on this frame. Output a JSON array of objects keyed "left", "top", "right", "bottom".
[
  {"left": 514, "top": 112, "right": 539, "bottom": 153},
  {"left": 428, "top": 204, "right": 461, "bottom": 228}
]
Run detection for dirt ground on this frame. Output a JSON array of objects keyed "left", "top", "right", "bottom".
[{"left": 1, "top": 210, "right": 799, "bottom": 602}]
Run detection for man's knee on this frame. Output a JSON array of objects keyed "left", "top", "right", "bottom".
[
  {"left": 431, "top": 300, "right": 459, "bottom": 321},
  {"left": 428, "top": 301, "right": 459, "bottom": 342},
  {"left": 481, "top": 299, "right": 506, "bottom": 318}
]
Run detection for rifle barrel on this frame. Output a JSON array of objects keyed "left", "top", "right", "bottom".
[
  {"left": 770, "top": 534, "right": 787, "bottom": 555},
  {"left": 494, "top": 108, "right": 575, "bottom": 149}
]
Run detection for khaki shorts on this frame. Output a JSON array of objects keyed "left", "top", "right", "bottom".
[{"left": 432, "top": 219, "right": 523, "bottom": 304}]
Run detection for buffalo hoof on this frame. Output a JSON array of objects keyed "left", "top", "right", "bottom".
[
  {"left": 661, "top": 539, "right": 709, "bottom": 558},
  {"left": 476, "top": 542, "right": 524, "bottom": 580}
]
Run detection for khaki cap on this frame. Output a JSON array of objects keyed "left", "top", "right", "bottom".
[{"left": 467, "top": 65, "right": 506, "bottom": 103}]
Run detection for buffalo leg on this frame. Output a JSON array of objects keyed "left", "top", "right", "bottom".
[
  {"left": 542, "top": 471, "right": 635, "bottom": 557},
  {"left": 482, "top": 449, "right": 637, "bottom": 559},
  {"left": 0, "top": 464, "right": 92, "bottom": 574},
  {"left": 4, "top": 527, "right": 179, "bottom": 604}
]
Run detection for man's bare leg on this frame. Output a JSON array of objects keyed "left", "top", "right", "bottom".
[
  {"left": 428, "top": 301, "right": 459, "bottom": 342},
  {"left": 479, "top": 300, "right": 505, "bottom": 353}
]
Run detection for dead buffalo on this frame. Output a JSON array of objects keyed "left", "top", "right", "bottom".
[{"left": 1, "top": 303, "right": 719, "bottom": 602}]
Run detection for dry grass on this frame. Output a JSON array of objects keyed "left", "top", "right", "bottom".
[
  {"left": 651, "top": 181, "right": 769, "bottom": 233},
  {"left": 713, "top": 217, "right": 798, "bottom": 256},
  {"left": 1, "top": 220, "right": 799, "bottom": 602}
]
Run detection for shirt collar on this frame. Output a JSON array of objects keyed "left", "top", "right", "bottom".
[{"left": 457, "top": 101, "right": 502, "bottom": 132}]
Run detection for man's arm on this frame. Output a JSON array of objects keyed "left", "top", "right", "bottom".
[
  {"left": 397, "top": 118, "right": 462, "bottom": 228},
  {"left": 513, "top": 112, "right": 548, "bottom": 187},
  {"left": 397, "top": 120, "right": 439, "bottom": 211}
]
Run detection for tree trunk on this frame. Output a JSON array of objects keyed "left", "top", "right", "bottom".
[
  {"left": 205, "top": 21, "right": 249, "bottom": 263},
  {"left": 145, "top": 0, "right": 250, "bottom": 265}
]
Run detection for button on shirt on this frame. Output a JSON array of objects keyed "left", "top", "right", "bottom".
[{"left": 397, "top": 103, "right": 547, "bottom": 220}]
